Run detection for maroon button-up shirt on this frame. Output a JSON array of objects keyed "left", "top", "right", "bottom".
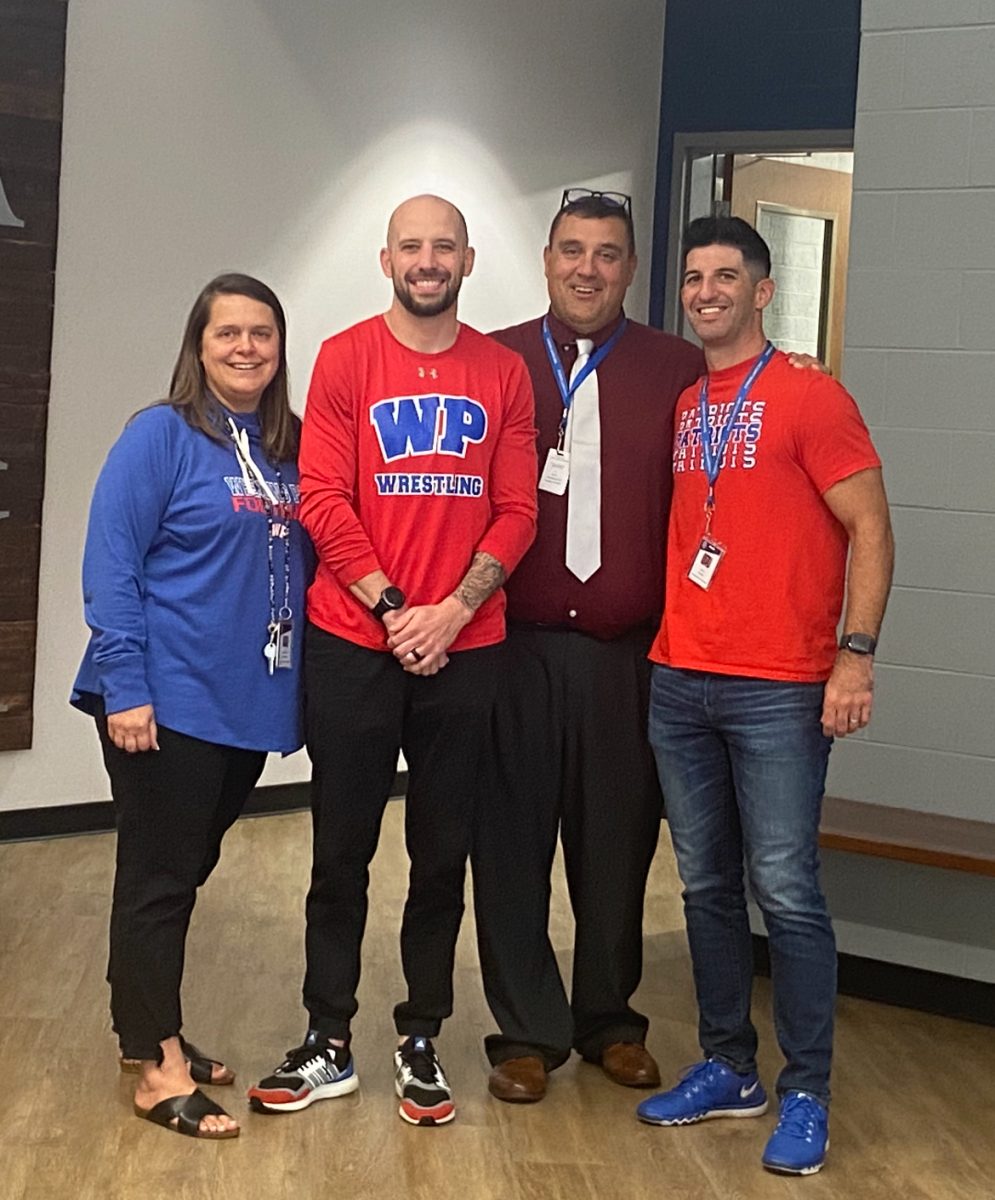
[{"left": 491, "top": 310, "right": 704, "bottom": 640}]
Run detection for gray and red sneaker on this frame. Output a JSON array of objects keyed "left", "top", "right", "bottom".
[{"left": 393, "top": 1036, "right": 455, "bottom": 1126}]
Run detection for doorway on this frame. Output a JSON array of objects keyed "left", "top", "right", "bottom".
[{"left": 662, "top": 132, "right": 854, "bottom": 378}]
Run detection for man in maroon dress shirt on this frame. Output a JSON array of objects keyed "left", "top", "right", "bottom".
[{"left": 472, "top": 190, "right": 704, "bottom": 1102}]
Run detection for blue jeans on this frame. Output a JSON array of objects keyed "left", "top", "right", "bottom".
[{"left": 648, "top": 665, "right": 836, "bottom": 1103}]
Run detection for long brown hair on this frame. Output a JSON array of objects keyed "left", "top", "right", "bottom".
[{"left": 167, "top": 273, "right": 298, "bottom": 462}]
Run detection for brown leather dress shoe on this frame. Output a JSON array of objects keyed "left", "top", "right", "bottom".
[
  {"left": 599, "top": 1042, "right": 661, "bottom": 1088},
  {"left": 488, "top": 1055, "right": 548, "bottom": 1103}
]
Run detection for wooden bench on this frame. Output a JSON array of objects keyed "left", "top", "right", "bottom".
[{"left": 819, "top": 796, "right": 995, "bottom": 877}]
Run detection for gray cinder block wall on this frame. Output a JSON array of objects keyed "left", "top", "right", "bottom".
[{"left": 825, "top": 0, "right": 995, "bottom": 982}]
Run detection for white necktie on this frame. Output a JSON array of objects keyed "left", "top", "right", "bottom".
[{"left": 565, "top": 337, "right": 601, "bottom": 581}]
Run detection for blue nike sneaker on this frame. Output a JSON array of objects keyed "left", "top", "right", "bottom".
[
  {"left": 636, "top": 1058, "right": 768, "bottom": 1126},
  {"left": 762, "top": 1091, "right": 829, "bottom": 1175}
]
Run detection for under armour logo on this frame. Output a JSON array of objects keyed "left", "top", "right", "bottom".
[{"left": 417, "top": 367, "right": 438, "bottom": 380}]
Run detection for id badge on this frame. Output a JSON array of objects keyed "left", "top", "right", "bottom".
[
  {"left": 275, "top": 619, "right": 294, "bottom": 669},
  {"left": 538, "top": 448, "right": 570, "bottom": 495},
  {"left": 688, "top": 538, "right": 725, "bottom": 590}
]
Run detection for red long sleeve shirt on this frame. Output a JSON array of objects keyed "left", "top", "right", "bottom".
[{"left": 300, "top": 315, "right": 538, "bottom": 652}]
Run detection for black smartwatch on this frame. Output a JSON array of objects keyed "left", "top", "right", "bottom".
[
  {"left": 371, "top": 586, "right": 405, "bottom": 622},
  {"left": 839, "top": 632, "right": 877, "bottom": 656}
]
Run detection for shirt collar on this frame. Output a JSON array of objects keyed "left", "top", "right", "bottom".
[{"left": 544, "top": 308, "right": 627, "bottom": 351}]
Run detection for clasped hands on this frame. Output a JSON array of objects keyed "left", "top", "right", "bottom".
[{"left": 383, "top": 595, "right": 474, "bottom": 675}]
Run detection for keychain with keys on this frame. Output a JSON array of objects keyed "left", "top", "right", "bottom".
[
  {"left": 264, "top": 622, "right": 280, "bottom": 675},
  {"left": 263, "top": 612, "right": 294, "bottom": 674}
]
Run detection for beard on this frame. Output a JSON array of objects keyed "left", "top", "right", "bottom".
[{"left": 392, "top": 270, "right": 462, "bottom": 318}]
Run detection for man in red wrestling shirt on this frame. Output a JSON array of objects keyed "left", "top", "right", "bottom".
[{"left": 249, "top": 195, "right": 537, "bottom": 1128}]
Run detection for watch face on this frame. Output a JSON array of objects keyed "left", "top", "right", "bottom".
[
  {"left": 382, "top": 586, "right": 405, "bottom": 610},
  {"left": 843, "top": 633, "right": 876, "bottom": 655}
]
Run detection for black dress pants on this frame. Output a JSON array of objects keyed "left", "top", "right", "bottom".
[
  {"left": 98, "top": 710, "right": 266, "bottom": 1061},
  {"left": 471, "top": 624, "right": 662, "bottom": 1068},
  {"left": 302, "top": 625, "right": 500, "bottom": 1040}
]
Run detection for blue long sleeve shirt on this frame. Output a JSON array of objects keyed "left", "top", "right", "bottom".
[{"left": 72, "top": 403, "right": 311, "bottom": 753}]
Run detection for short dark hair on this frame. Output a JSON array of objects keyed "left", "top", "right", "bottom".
[
  {"left": 165, "top": 272, "right": 298, "bottom": 463},
  {"left": 549, "top": 195, "right": 636, "bottom": 255},
  {"left": 682, "top": 216, "right": 771, "bottom": 280}
]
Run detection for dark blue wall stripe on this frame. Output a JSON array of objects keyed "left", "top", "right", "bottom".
[{"left": 650, "top": 0, "right": 861, "bottom": 326}]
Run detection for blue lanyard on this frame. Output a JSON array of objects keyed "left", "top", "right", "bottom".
[
  {"left": 698, "top": 341, "right": 775, "bottom": 518},
  {"left": 542, "top": 316, "right": 628, "bottom": 439},
  {"left": 227, "top": 419, "right": 292, "bottom": 627}
]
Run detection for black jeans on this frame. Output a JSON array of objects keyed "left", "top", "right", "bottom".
[
  {"left": 302, "top": 625, "right": 500, "bottom": 1040},
  {"left": 98, "top": 709, "right": 265, "bottom": 1060}
]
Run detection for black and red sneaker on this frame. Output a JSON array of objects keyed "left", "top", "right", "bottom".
[
  {"left": 393, "top": 1036, "right": 455, "bottom": 1126},
  {"left": 248, "top": 1031, "right": 358, "bottom": 1113}
]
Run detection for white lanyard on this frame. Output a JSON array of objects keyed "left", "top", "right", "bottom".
[{"left": 228, "top": 417, "right": 278, "bottom": 505}]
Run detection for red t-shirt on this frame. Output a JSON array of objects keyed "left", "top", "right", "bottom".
[
  {"left": 300, "top": 316, "right": 538, "bottom": 652},
  {"left": 650, "top": 349, "right": 881, "bottom": 682}
]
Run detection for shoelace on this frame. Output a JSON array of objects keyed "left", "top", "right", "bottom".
[
  {"left": 776, "top": 1093, "right": 823, "bottom": 1140},
  {"left": 402, "top": 1046, "right": 438, "bottom": 1084},
  {"left": 677, "top": 1059, "right": 720, "bottom": 1094},
  {"left": 283, "top": 1039, "right": 337, "bottom": 1072},
  {"left": 283, "top": 1046, "right": 321, "bottom": 1071}
]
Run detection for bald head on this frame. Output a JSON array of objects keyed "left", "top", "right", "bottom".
[
  {"left": 386, "top": 194, "right": 469, "bottom": 250},
  {"left": 381, "top": 194, "right": 475, "bottom": 321}
]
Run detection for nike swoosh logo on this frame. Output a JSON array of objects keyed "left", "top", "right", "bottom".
[{"left": 740, "top": 1082, "right": 759, "bottom": 1099}]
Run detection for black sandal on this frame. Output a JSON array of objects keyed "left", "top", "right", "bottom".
[
  {"left": 119, "top": 1036, "right": 236, "bottom": 1085},
  {"left": 133, "top": 1087, "right": 239, "bottom": 1139},
  {"left": 181, "top": 1038, "right": 237, "bottom": 1085}
]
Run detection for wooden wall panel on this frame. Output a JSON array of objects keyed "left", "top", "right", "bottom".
[{"left": 0, "top": 1, "right": 67, "bottom": 751}]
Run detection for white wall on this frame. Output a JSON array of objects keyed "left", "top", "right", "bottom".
[{"left": 0, "top": 0, "right": 667, "bottom": 812}]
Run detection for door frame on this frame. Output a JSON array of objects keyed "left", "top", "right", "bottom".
[{"left": 661, "top": 129, "right": 854, "bottom": 336}]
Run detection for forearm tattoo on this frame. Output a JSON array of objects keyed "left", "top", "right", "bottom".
[{"left": 454, "top": 551, "right": 506, "bottom": 612}]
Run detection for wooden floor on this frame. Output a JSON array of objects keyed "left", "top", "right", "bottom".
[{"left": 1, "top": 805, "right": 993, "bottom": 1200}]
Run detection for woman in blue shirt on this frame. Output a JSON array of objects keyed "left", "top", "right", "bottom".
[{"left": 72, "top": 274, "right": 311, "bottom": 1139}]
